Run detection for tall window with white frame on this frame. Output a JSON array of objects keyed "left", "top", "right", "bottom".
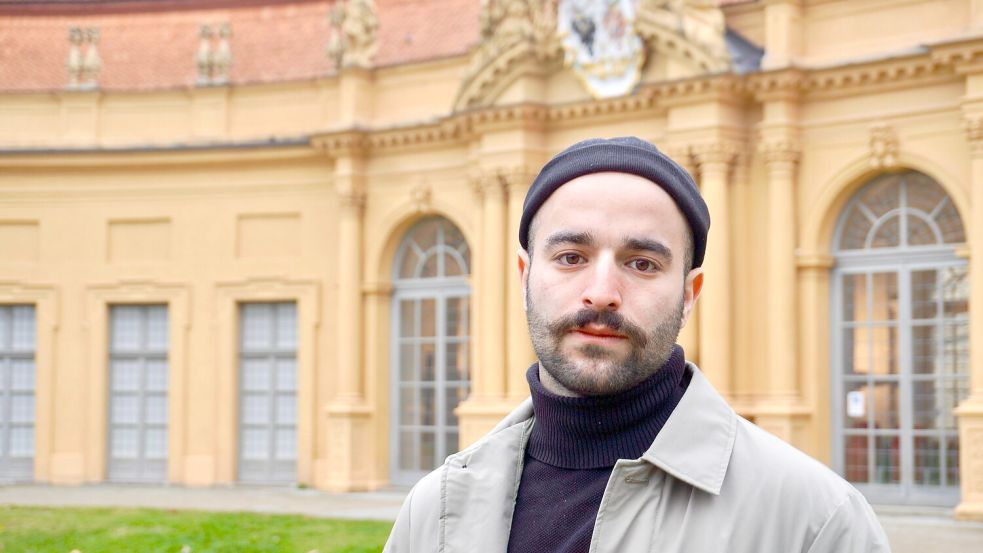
[
  {"left": 832, "top": 171, "right": 968, "bottom": 507},
  {"left": 108, "top": 304, "right": 169, "bottom": 483},
  {"left": 391, "top": 217, "right": 471, "bottom": 486},
  {"left": 238, "top": 302, "right": 298, "bottom": 484},
  {"left": 0, "top": 305, "right": 36, "bottom": 482}
]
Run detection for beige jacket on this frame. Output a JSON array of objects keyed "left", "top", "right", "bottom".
[{"left": 384, "top": 364, "right": 891, "bottom": 553}]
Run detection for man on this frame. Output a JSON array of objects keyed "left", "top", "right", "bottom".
[{"left": 384, "top": 137, "right": 890, "bottom": 552}]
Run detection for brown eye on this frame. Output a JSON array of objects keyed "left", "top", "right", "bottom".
[
  {"left": 559, "top": 253, "right": 584, "bottom": 265},
  {"left": 630, "top": 259, "right": 656, "bottom": 272}
]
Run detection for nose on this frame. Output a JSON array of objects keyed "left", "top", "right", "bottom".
[{"left": 582, "top": 256, "right": 622, "bottom": 310}]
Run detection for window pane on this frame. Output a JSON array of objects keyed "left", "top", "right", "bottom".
[
  {"left": 145, "top": 306, "right": 168, "bottom": 351},
  {"left": 907, "top": 215, "right": 937, "bottom": 246},
  {"left": 145, "top": 359, "right": 168, "bottom": 392},
  {"left": 400, "top": 387, "right": 417, "bottom": 425},
  {"left": 11, "top": 306, "right": 35, "bottom": 350},
  {"left": 145, "top": 395, "right": 168, "bottom": 425},
  {"left": 411, "top": 220, "right": 439, "bottom": 251},
  {"left": 420, "top": 387, "right": 436, "bottom": 426},
  {"left": 870, "top": 273, "right": 898, "bottom": 321},
  {"left": 420, "top": 299, "right": 436, "bottom": 337},
  {"left": 914, "top": 435, "right": 941, "bottom": 486},
  {"left": 844, "top": 381, "right": 868, "bottom": 430},
  {"left": 241, "top": 304, "right": 272, "bottom": 351},
  {"left": 275, "top": 359, "right": 297, "bottom": 391},
  {"left": 111, "top": 306, "right": 142, "bottom": 351},
  {"left": 276, "top": 395, "right": 296, "bottom": 424},
  {"left": 870, "top": 216, "right": 900, "bottom": 248},
  {"left": 871, "top": 381, "right": 900, "bottom": 429},
  {"left": 842, "top": 274, "right": 867, "bottom": 321},
  {"left": 275, "top": 303, "right": 297, "bottom": 350},
  {"left": 241, "top": 358, "right": 270, "bottom": 391},
  {"left": 420, "top": 253, "right": 439, "bottom": 278},
  {"left": 275, "top": 429, "right": 296, "bottom": 460},
  {"left": 870, "top": 326, "right": 898, "bottom": 376},
  {"left": 399, "top": 431, "right": 417, "bottom": 471},
  {"left": 913, "top": 380, "right": 941, "bottom": 430},
  {"left": 445, "top": 386, "right": 466, "bottom": 426},
  {"left": 874, "top": 435, "right": 901, "bottom": 484},
  {"left": 400, "top": 344, "right": 416, "bottom": 381},
  {"left": 839, "top": 206, "right": 873, "bottom": 250},
  {"left": 844, "top": 435, "right": 869, "bottom": 483},
  {"left": 10, "top": 359, "right": 35, "bottom": 391},
  {"left": 399, "top": 300, "right": 415, "bottom": 337},
  {"left": 444, "top": 253, "right": 464, "bottom": 277},
  {"left": 907, "top": 176, "right": 945, "bottom": 214},
  {"left": 912, "top": 325, "right": 936, "bottom": 375},
  {"left": 447, "top": 297, "right": 468, "bottom": 337},
  {"left": 9, "top": 427, "right": 34, "bottom": 457},
  {"left": 446, "top": 343, "right": 468, "bottom": 382},
  {"left": 398, "top": 246, "right": 420, "bottom": 279},
  {"left": 861, "top": 175, "right": 901, "bottom": 217},
  {"left": 111, "top": 428, "right": 139, "bottom": 458},
  {"left": 943, "top": 323, "right": 969, "bottom": 377},
  {"left": 242, "top": 394, "right": 270, "bottom": 425},
  {"left": 942, "top": 267, "right": 968, "bottom": 319},
  {"left": 946, "top": 436, "right": 960, "bottom": 486},
  {"left": 420, "top": 342, "right": 436, "bottom": 382},
  {"left": 419, "top": 431, "right": 436, "bottom": 470},
  {"left": 10, "top": 395, "right": 33, "bottom": 423},
  {"left": 445, "top": 431, "right": 459, "bottom": 458},
  {"left": 935, "top": 201, "right": 965, "bottom": 244},
  {"left": 241, "top": 429, "right": 268, "bottom": 460},
  {"left": 111, "top": 359, "right": 141, "bottom": 391},
  {"left": 911, "top": 270, "right": 937, "bottom": 319},
  {"left": 111, "top": 395, "right": 139, "bottom": 424},
  {"left": 145, "top": 428, "right": 167, "bottom": 459}
]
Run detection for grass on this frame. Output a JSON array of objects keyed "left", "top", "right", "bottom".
[{"left": 0, "top": 506, "right": 394, "bottom": 553}]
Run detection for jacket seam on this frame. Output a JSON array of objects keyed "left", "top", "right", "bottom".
[{"left": 438, "top": 462, "right": 448, "bottom": 553}]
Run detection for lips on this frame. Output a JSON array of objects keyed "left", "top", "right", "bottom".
[{"left": 571, "top": 326, "right": 627, "bottom": 340}]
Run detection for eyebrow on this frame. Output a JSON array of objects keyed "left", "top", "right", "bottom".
[
  {"left": 543, "top": 231, "right": 595, "bottom": 250},
  {"left": 622, "top": 237, "right": 673, "bottom": 263}
]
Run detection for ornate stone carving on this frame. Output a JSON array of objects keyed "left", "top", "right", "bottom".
[
  {"left": 328, "top": 0, "right": 380, "bottom": 70},
  {"left": 869, "top": 123, "right": 898, "bottom": 169},
  {"left": 337, "top": 187, "right": 367, "bottom": 210},
  {"left": 759, "top": 139, "right": 801, "bottom": 169},
  {"left": 638, "top": 0, "right": 728, "bottom": 62},
  {"left": 965, "top": 117, "right": 983, "bottom": 158},
  {"left": 409, "top": 179, "right": 432, "bottom": 213},
  {"left": 67, "top": 27, "right": 100, "bottom": 90},
  {"left": 196, "top": 23, "right": 232, "bottom": 86},
  {"left": 693, "top": 141, "right": 740, "bottom": 170},
  {"left": 470, "top": 168, "right": 510, "bottom": 198}
]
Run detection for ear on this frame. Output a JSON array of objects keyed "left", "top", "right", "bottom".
[
  {"left": 517, "top": 247, "right": 531, "bottom": 311},
  {"left": 680, "top": 266, "right": 704, "bottom": 328}
]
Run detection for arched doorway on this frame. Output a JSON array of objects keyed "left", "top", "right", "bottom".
[
  {"left": 390, "top": 217, "right": 471, "bottom": 486},
  {"left": 831, "top": 171, "right": 968, "bottom": 506}
]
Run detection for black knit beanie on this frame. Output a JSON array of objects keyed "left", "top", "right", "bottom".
[{"left": 518, "top": 137, "right": 710, "bottom": 268}]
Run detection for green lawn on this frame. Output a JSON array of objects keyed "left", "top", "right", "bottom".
[{"left": 0, "top": 506, "right": 394, "bottom": 553}]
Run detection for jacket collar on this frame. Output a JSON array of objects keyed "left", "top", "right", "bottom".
[{"left": 641, "top": 363, "right": 737, "bottom": 495}]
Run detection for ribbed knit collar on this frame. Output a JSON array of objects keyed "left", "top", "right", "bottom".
[{"left": 526, "top": 345, "right": 687, "bottom": 469}]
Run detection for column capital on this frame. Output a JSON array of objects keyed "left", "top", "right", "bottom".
[
  {"left": 470, "top": 168, "right": 510, "bottom": 199},
  {"left": 693, "top": 141, "right": 741, "bottom": 170},
  {"left": 336, "top": 181, "right": 366, "bottom": 210},
  {"left": 759, "top": 139, "right": 801, "bottom": 167}
]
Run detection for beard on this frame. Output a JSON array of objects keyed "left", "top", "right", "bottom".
[{"left": 526, "top": 284, "right": 684, "bottom": 396}]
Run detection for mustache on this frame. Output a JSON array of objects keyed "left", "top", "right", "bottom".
[{"left": 546, "top": 308, "right": 648, "bottom": 347}]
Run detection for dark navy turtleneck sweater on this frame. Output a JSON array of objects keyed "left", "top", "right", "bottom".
[{"left": 506, "top": 345, "right": 689, "bottom": 553}]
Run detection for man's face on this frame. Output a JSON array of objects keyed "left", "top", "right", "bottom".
[{"left": 518, "top": 172, "right": 703, "bottom": 397}]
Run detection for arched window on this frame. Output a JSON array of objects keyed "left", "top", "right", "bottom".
[
  {"left": 832, "top": 171, "right": 968, "bottom": 506},
  {"left": 390, "top": 217, "right": 471, "bottom": 486}
]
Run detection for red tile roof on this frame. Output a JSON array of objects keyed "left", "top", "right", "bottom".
[{"left": 0, "top": 0, "right": 749, "bottom": 92}]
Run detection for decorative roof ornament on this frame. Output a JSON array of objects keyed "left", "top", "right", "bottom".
[
  {"left": 66, "top": 26, "right": 101, "bottom": 91},
  {"left": 195, "top": 23, "right": 232, "bottom": 86},
  {"left": 557, "top": 0, "right": 644, "bottom": 99},
  {"left": 327, "top": 0, "right": 379, "bottom": 70},
  {"left": 66, "top": 27, "right": 84, "bottom": 89},
  {"left": 81, "top": 28, "right": 102, "bottom": 89}
]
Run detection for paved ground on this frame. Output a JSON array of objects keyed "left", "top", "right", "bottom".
[{"left": 3, "top": 484, "right": 983, "bottom": 551}]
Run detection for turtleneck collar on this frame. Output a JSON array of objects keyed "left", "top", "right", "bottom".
[{"left": 525, "top": 345, "right": 687, "bottom": 469}]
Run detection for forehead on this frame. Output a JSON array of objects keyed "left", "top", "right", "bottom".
[{"left": 532, "top": 172, "right": 689, "bottom": 245}]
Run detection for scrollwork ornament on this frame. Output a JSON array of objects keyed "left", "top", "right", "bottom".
[
  {"left": 965, "top": 117, "right": 983, "bottom": 159},
  {"left": 869, "top": 124, "right": 898, "bottom": 169}
]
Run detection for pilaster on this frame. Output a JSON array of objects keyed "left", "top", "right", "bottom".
[
  {"left": 503, "top": 167, "right": 538, "bottom": 402},
  {"left": 456, "top": 169, "right": 515, "bottom": 448},
  {"left": 322, "top": 141, "right": 373, "bottom": 491},
  {"left": 693, "top": 141, "right": 739, "bottom": 397},
  {"left": 761, "top": 0, "right": 803, "bottom": 70},
  {"left": 955, "top": 111, "right": 983, "bottom": 520}
]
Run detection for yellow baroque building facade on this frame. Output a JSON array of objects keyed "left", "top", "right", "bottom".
[{"left": 1, "top": 0, "right": 983, "bottom": 519}]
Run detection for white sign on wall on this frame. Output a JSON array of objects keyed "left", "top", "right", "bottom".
[
  {"left": 846, "top": 390, "right": 866, "bottom": 418},
  {"left": 557, "top": 0, "right": 645, "bottom": 98}
]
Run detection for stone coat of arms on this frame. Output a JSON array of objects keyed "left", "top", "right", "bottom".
[{"left": 557, "top": 0, "right": 645, "bottom": 98}]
